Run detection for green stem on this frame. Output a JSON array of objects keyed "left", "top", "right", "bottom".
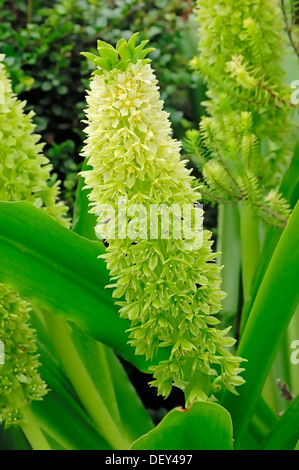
[
  {"left": 10, "top": 387, "right": 51, "bottom": 450},
  {"left": 20, "top": 405, "right": 51, "bottom": 450},
  {"left": 96, "top": 342, "right": 121, "bottom": 425},
  {"left": 243, "top": 395, "right": 278, "bottom": 449},
  {"left": 8, "top": 387, "right": 51, "bottom": 450},
  {"left": 255, "top": 395, "right": 278, "bottom": 429},
  {"left": 248, "top": 416, "right": 268, "bottom": 444},
  {"left": 240, "top": 225, "right": 283, "bottom": 339},
  {"left": 44, "top": 312, "right": 129, "bottom": 450},
  {"left": 261, "top": 372, "right": 279, "bottom": 416},
  {"left": 26, "top": 0, "right": 33, "bottom": 24},
  {"left": 239, "top": 200, "right": 260, "bottom": 332},
  {"left": 216, "top": 203, "right": 241, "bottom": 318}
]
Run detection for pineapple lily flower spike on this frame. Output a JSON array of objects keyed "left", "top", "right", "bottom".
[
  {"left": 81, "top": 34, "right": 246, "bottom": 406},
  {"left": 184, "top": 0, "right": 296, "bottom": 228}
]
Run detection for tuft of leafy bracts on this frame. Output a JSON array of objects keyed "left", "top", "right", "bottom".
[
  {"left": 186, "top": 0, "right": 298, "bottom": 227},
  {"left": 0, "top": 56, "right": 69, "bottom": 427},
  {"left": 81, "top": 36, "right": 245, "bottom": 406}
]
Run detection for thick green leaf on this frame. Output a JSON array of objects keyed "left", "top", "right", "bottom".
[
  {"left": 280, "top": 143, "right": 299, "bottom": 208},
  {"left": 0, "top": 426, "right": 31, "bottom": 450},
  {"left": 239, "top": 224, "right": 282, "bottom": 336},
  {"left": 239, "top": 143, "right": 299, "bottom": 335},
  {"left": 241, "top": 396, "right": 278, "bottom": 450},
  {"left": 104, "top": 348, "right": 154, "bottom": 443},
  {"left": 222, "top": 201, "right": 299, "bottom": 448},
  {"left": 131, "top": 402, "right": 233, "bottom": 450},
  {"left": 72, "top": 162, "right": 98, "bottom": 241},
  {"left": 68, "top": 324, "right": 122, "bottom": 426},
  {"left": 31, "top": 311, "right": 114, "bottom": 450},
  {"left": 217, "top": 203, "right": 241, "bottom": 318},
  {"left": 261, "top": 396, "right": 299, "bottom": 450},
  {"left": 0, "top": 201, "right": 168, "bottom": 372},
  {"left": 33, "top": 389, "right": 113, "bottom": 450}
]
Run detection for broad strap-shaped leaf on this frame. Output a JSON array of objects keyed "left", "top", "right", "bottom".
[
  {"left": 32, "top": 346, "right": 113, "bottom": 450},
  {"left": 222, "top": 200, "right": 299, "bottom": 448},
  {"left": 260, "top": 396, "right": 299, "bottom": 450},
  {"left": 280, "top": 143, "right": 299, "bottom": 208},
  {"left": 131, "top": 402, "right": 233, "bottom": 450},
  {"left": 0, "top": 201, "right": 169, "bottom": 372},
  {"left": 216, "top": 203, "right": 241, "bottom": 318}
]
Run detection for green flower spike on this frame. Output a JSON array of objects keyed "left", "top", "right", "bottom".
[
  {"left": 0, "top": 55, "right": 70, "bottom": 225},
  {"left": 0, "top": 285, "right": 47, "bottom": 427},
  {"left": 0, "top": 56, "right": 70, "bottom": 429},
  {"left": 81, "top": 35, "right": 246, "bottom": 406},
  {"left": 185, "top": 0, "right": 296, "bottom": 227}
]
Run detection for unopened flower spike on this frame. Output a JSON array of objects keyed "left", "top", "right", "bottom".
[
  {"left": 0, "top": 56, "right": 70, "bottom": 429},
  {"left": 0, "top": 285, "right": 47, "bottom": 428},
  {"left": 81, "top": 34, "right": 246, "bottom": 406}
]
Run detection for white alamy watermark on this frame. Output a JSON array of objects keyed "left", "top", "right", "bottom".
[
  {"left": 290, "top": 340, "right": 299, "bottom": 365},
  {"left": 94, "top": 197, "right": 204, "bottom": 251},
  {"left": 291, "top": 80, "right": 299, "bottom": 105},
  {"left": 0, "top": 340, "right": 4, "bottom": 365}
]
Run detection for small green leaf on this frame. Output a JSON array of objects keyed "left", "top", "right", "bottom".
[
  {"left": 149, "top": 254, "right": 158, "bottom": 271},
  {"left": 131, "top": 402, "right": 234, "bottom": 450},
  {"left": 94, "top": 57, "right": 112, "bottom": 71},
  {"left": 117, "top": 59, "right": 131, "bottom": 71},
  {"left": 127, "top": 303, "right": 139, "bottom": 321},
  {"left": 136, "top": 48, "right": 155, "bottom": 60},
  {"left": 81, "top": 52, "right": 98, "bottom": 63},
  {"left": 98, "top": 47, "right": 118, "bottom": 63},
  {"left": 116, "top": 38, "right": 127, "bottom": 51},
  {"left": 97, "top": 40, "right": 115, "bottom": 51},
  {"left": 134, "top": 40, "right": 149, "bottom": 55},
  {"left": 127, "top": 32, "right": 139, "bottom": 55},
  {"left": 118, "top": 43, "right": 131, "bottom": 60}
]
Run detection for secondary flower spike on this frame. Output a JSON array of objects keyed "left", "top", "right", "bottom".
[
  {"left": 81, "top": 34, "right": 245, "bottom": 405},
  {"left": 0, "top": 285, "right": 47, "bottom": 427},
  {"left": 0, "top": 56, "right": 70, "bottom": 428},
  {"left": 0, "top": 55, "right": 69, "bottom": 225},
  {"left": 185, "top": 0, "right": 293, "bottom": 227}
]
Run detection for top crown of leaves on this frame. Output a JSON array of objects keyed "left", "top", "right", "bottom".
[{"left": 81, "top": 33, "right": 155, "bottom": 73}]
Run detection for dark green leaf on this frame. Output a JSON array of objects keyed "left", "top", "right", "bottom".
[
  {"left": 222, "top": 201, "right": 299, "bottom": 448},
  {"left": 131, "top": 402, "right": 233, "bottom": 450},
  {"left": 0, "top": 201, "right": 169, "bottom": 372}
]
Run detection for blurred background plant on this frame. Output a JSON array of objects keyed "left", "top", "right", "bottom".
[{"left": 0, "top": 0, "right": 204, "bottom": 214}]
